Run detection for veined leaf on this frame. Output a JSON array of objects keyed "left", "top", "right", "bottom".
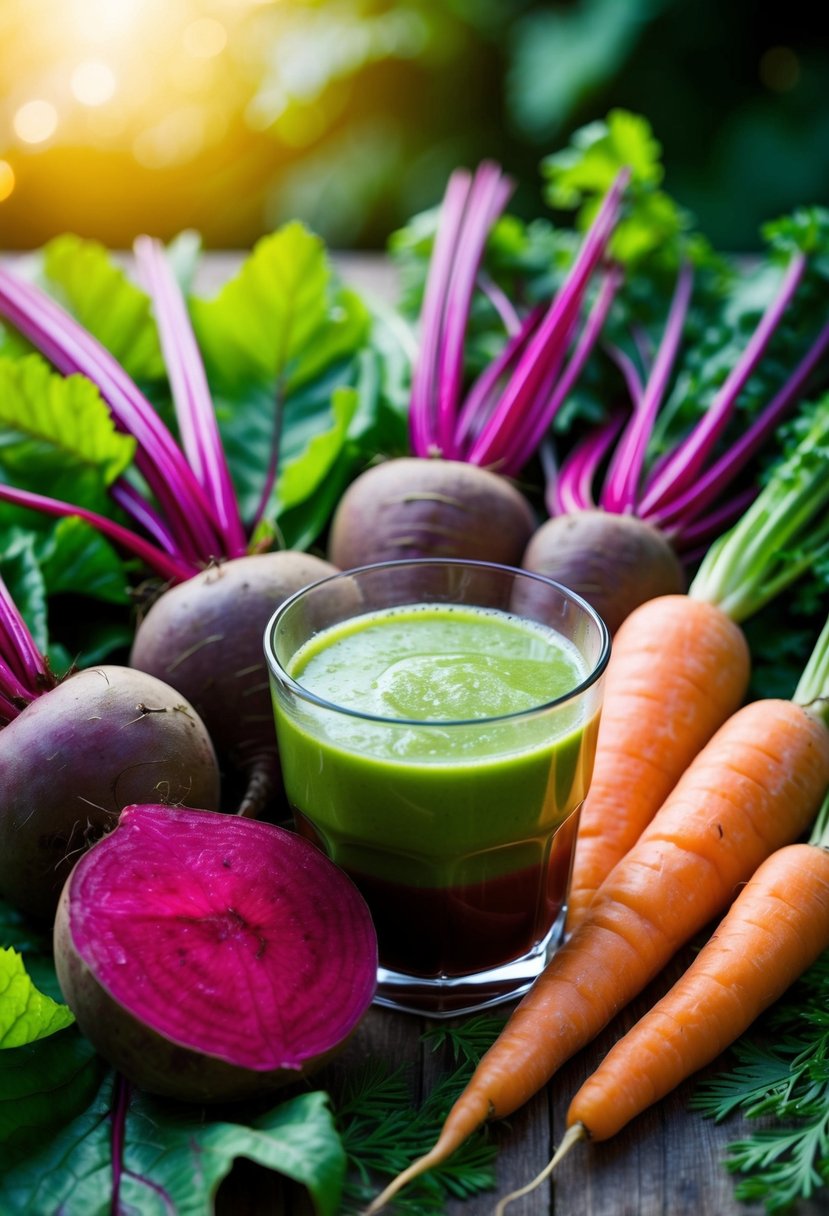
[
  {"left": 0, "top": 899, "right": 62, "bottom": 1007},
  {"left": 38, "top": 517, "right": 131, "bottom": 606},
  {"left": 270, "top": 342, "right": 408, "bottom": 551},
  {"left": 0, "top": 1028, "right": 103, "bottom": 1163},
  {"left": 0, "top": 949, "right": 74, "bottom": 1048},
  {"left": 0, "top": 356, "right": 137, "bottom": 511},
  {"left": 0, "top": 530, "right": 48, "bottom": 654},
  {"left": 215, "top": 362, "right": 362, "bottom": 537},
  {"left": 277, "top": 385, "right": 359, "bottom": 510},
  {"left": 191, "top": 221, "right": 370, "bottom": 392},
  {"left": 0, "top": 1072, "right": 345, "bottom": 1216},
  {"left": 41, "top": 235, "right": 166, "bottom": 382}
]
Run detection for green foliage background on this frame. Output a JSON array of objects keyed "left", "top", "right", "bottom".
[
  {"left": 2, "top": 0, "right": 827, "bottom": 252},
  {"left": 264, "top": 0, "right": 829, "bottom": 251}
]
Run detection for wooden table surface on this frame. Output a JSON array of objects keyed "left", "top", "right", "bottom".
[
  {"left": 218, "top": 941, "right": 825, "bottom": 1216},
  {"left": 200, "top": 251, "right": 823, "bottom": 1216}
]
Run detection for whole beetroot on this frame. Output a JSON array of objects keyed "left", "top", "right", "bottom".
[
  {"left": 521, "top": 510, "right": 686, "bottom": 635},
  {"left": 0, "top": 665, "right": 221, "bottom": 922},
  {"left": 129, "top": 550, "right": 337, "bottom": 815},
  {"left": 327, "top": 457, "right": 536, "bottom": 570},
  {"left": 54, "top": 804, "right": 377, "bottom": 1103}
]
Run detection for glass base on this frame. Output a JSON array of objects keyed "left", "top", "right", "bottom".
[{"left": 372, "top": 905, "right": 567, "bottom": 1018}]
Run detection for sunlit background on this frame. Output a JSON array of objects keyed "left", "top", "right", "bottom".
[{"left": 1, "top": 0, "right": 827, "bottom": 251}]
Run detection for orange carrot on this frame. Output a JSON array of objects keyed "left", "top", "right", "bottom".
[
  {"left": 366, "top": 694, "right": 829, "bottom": 1213},
  {"left": 565, "top": 399, "right": 829, "bottom": 932},
  {"left": 565, "top": 593, "right": 750, "bottom": 931},
  {"left": 494, "top": 834, "right": 829, "bottom": 1214},
  {"left": 569, "top": 839, "right": 829, "bottom": 1143}
]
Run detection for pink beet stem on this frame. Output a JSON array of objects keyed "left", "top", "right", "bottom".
[
  {"left": 600, "top": 260, "right": 695, "bottom": 514},
  {"left": 550, "top": 409, "right": 629, "bottom": 516},
  {"left": 671, "top": 485, "right": 758, "bottom": 551},
  {"left": 637, "top": 249, "right": 808, "bottom": 516},
  {"left": 649, "top": 314, "right": 829, "bottom": 536},
  {"left": 0, "top": 483, "right": 197, "bottom": 584},
  {"left": 0, "top": 265, "right": 225, "bottom": 564},
  {"left": 602, "top": 340, "right": 646, "bottom": 409},
  {"left": 134, "top": 237, "right": 248, "bottom": 558},
  {"left": 408, "top": 169, "right": 474, "bottom": 457},
  {"left": 435, "top": 163, "right": 515, "bottom": 458},
  {"left": 0, "top": 570, "right": 49, "bottom": 697},
  {"left": 477, "top": 270, "right": 524, "bottom": 337},
  {"left": 109, "top": 481, "right": 184, "bottom": 556},
  {"left": 465, "top": 167, "right": 629, "bottom": 470},
  {"left": 504, "top": 263, "right": 623, "bottom": 477},
  {"left": 454, "top": 305, "right": 545, "bottom": 453}
]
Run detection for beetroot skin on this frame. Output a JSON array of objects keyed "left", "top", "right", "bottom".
[
  {"left": 326, "top": 458, "right": 537, "bottom": 570},
  {"left": 129, "top": 551, "right": 337, "bottom": 816},
  {"left": 0, "top": 666, "right": 221, "bottom": 922},
  {"left": 54, "top": 804, "right": 378, "bottom": 1103},
  {"left": 521, "top": 509, "right": 686, "bottom": 635}
]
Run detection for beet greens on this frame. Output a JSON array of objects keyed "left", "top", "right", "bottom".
[
  {"left": 522, "top": 207, "right": 829, "bottom": 632},
  {"left": 326, "top": 158, "right": 629, "bottom": 570},
  {"left": 406, "top": 160, "right": 628, "bottom": 474},
  {"left": 0, "top": 234, "right": 357, "bottom": 814}
]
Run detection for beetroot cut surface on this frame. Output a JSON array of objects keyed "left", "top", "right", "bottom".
[{"left": 55, "top": 805, "right": 377, "bottom": 1102}]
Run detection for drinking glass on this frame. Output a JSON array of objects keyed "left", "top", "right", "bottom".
[{"left": 265, "top": 558, "right": 609, "bottom": 1016}]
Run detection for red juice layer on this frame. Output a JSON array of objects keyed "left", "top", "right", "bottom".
[{"left": 295, "top": 810, "right": 579, "bottom": 978}]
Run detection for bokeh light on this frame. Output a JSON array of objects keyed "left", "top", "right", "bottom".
[
  {"left": 759, "top": 46, "right": 801, "bottom": 93},
  {"left": 183, "top": 18, "right": 228, "bottom": 59},
  {"left": 70, "top": 60, "right": 118, "bottom": 107},
  {"left": 13, "top": 100, "right": 60, "bottom": 145},
  {"left": 0, "top": 161, "right": 15, "bottom": 202}
]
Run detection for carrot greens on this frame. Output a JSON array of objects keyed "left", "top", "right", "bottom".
[
  {"left": 688, "top": 394, "right": 829, "bottom": 621},
  {"left": 691, "top": 798, "right": 829, "bottom": 1214}
]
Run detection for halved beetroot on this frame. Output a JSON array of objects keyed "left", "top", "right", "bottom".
[{"left": 54, "top": 804, "right": 377, "bottom": 1103}]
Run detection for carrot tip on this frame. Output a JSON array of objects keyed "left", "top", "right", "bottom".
[
  {"left": 493, "top": 1123, "right": 587, "bottom": 1216},
  {"left": 364, "top": 1148, "right": 442, "bottom": 1214}
]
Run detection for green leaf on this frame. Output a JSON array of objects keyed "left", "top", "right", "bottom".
[
  {"left": 693, "top": 951, "right": 829, "bottom": 1212},
  {"left": 542, "top": 107, "right": 703, "bottom": 269},
  {"left": 191, "top": 221, "right": 370, "bottom": 393},
  {"left": 0, "top": 1074, "right": 345, "bottom": 1216},
  {"left": 544, "top": 107, "right": 666, "bottom": 205},
  {"left": 0, "top": 1028, "right": 104, "bottom": 1165},
  {"left": 0, "top": 898, "right": 61, "bottom": 1004},
  {"left": 272, "top": 341, "right": 409, "bottom": 551},
  {"left": 0, "top": 356, "right": 137, "bottom": 512},
  {"left": 41, "top": 235, "right": 166, "bottom": 382},
  {"left": 38, "top": 517, "right": 131, "bottom": 606},
  {"left": 277, "top": 385, "right": 358, "bottom": 510},
  {"left": 0, "top": 530, "right": 48, "bottom": 654},
  {"left": 0, "top": 521, "right": 132, "bottom": 674},
  {"left": 0, "top": 949, "right": 74, "bottom": 1048}
]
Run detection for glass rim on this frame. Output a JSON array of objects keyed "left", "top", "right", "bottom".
[{"left": 263, "top": 557, "right": 611, "bottom": 728}]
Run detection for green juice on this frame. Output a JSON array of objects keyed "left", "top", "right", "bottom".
[{"left": 272, "top": 602, "right": 601, "bottom": 979}]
